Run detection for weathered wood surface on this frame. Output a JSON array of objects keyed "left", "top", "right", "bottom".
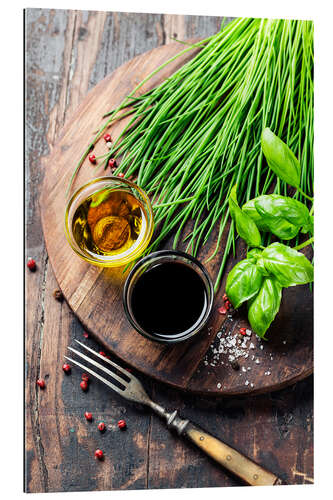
[{"left": 25, "top": 8, "right": 313, "bottom": 492}]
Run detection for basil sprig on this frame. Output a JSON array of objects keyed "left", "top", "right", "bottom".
[
  {"left": 224, "top": 133, "right": 314, "bottom": 339},
  {"left": 226, "top": 244, "right": 313, "bottom": 337}
]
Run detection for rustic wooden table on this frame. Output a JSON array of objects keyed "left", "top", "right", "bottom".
[{"left": 25, "top": 9, "right": 314, "bottom": 492}]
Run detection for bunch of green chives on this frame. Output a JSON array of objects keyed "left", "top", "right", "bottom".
[{"left": 70, "top": 17, "right": 314, "bottom": 291}]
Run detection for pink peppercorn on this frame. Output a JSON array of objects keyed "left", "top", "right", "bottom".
[
  {"left": 118, "top": 419, "right": 127, "bottom": 430},
  {"left": 27, "top": 258, "right": 36, "bottom": 271},
  {"left": 36, "top": 379, "right": 45, "bottom": 389},
  {"left": 95, "top": 449, "right": 104, "bottom": 460}
]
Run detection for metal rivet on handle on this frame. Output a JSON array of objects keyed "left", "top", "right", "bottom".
[
  {"left": 253, "top": 474, "right": 259, "bottom": 480},
  {"left": 200, "top": 436, "right": 204, "bottom": 441},
  {"left": 226, "top": 455, "right": 232, "bottom": 461}
]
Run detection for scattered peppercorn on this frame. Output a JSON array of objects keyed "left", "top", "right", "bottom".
[
  {"left": 81, "top": 373, "right": 89, "bottom": 383},
  {"left": 89, "top": 154, "right": 96, "bottom": 164},
  {"left": 62, "top": 363, "right": 71, "bottom": 374},
  {"left": 118, "top": 419, "right": 127, "bottom": 430},
  {"left": 98, "top": 422, "right": 106, "bottom": 432},
  {"left": 84, "top": 411, "right": 93, "bottom": 421},
  {"left": 218, "top": 305, "right": 228, "bottom": 315},
  {"left": 80, "top": 380, "right": 88, "bottom": 392},
  {"left": 103, "top": 133, "right": 111, "bottom": 142},
  {"left": 118, "top": 173, "right": 125, "bottom": 178},
  {"left": 223, "top": 293, "right": 228, "bottom": 301},
  {"left": 230, "top": 360, "right": 240, "bottom": 370},
  {"left": 225, "top": 300, "right": 231, "bottom": 309},
  {"left": 27, "top": 258, "right": 36, "bottom": 271},
  {"left": 53, "top": 289, "right": 64, "bottom": 302},
  {"left": 108, "top": 158, "right": 117, "bottom": 169},
  {"left": 94, "top": 449, "right": 104, "bottom": 460},
  {"left": 83, "top": 332, "right": 89, "bottom": 338},
  {"left": 36, "top": 379, "right": 45, "bottom": 389},
  {"left": 99, "top": 351, "right": 106, "bottom": 357},
  {"left": 239, "top": 327, "right": 247, "bottom": 336}
]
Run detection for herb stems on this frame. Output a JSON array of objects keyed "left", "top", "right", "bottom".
[{"left": 71, "top": 18, "right": 313, "bottom": 291}]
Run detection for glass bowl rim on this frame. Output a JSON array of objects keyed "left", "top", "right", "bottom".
[
  {"left": 64, "top": 176, "right": 154, "bottom": 267},
  {"left": 122, "top": 249, "right": 214, "bottom": 344}
]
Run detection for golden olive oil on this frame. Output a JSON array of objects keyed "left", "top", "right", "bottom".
[{"left": 72, "top": 188, "right": 145, "bottom": 256}]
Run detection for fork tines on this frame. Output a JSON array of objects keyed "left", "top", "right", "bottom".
[{"left": 65, "top": 340, "right": 131, "bottom": 396}]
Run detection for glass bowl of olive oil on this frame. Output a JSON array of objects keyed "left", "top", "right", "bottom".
[{"left": 64, "top": 177, "right": 154, "bottom": 267}]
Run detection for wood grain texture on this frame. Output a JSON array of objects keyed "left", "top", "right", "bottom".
[{"left": 25, "top": 8, "right": 313, "bottom": 492}]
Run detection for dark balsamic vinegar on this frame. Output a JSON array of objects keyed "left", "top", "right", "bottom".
[{"left": 130, "top": 262, "right": 207, "bottom": 338}]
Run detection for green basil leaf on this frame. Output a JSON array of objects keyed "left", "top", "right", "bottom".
[
  {"left": 243, "top": 194, "right": 310, "bottom": 240},
  {"left": 261, "top": 128, "right": 301, "bottom": 188},
  {"left": 247, "top": 248, "right": 263, "bottom": 264},
  {"left": 254, "top": 195, "right": 310, "bottom": 227},
  {"left": 248, "top": 277, "right": 282, "bottom": 338},
  {"left": 242, "top": 199, "right": 271, "bottom": 231},
  {"left": 262, "top": 242, "right": 314, "bottom": 287},
  {"left": 226, "top": 259, "right": 263, "bottom": 309},
  {"left": 256, "top": 215, "right": 299, "bottom": 240},
  {"left": 90, "top": 186, "right": 117, "bottom": 207},
  {"left": 301, "top": 215, "right": 314, "bottom": 235},
  {"left": 256, "top": 257, "right": 270, "bottom": 276},
  {"left": 229, "top": 185, "right": 262, "bottom": 247}
]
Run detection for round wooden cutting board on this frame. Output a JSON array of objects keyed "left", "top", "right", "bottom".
[{"left": 40, "top": 40, "right": 313, "bottom": 396}]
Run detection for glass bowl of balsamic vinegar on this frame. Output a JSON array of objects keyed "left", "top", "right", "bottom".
[
  {"left": 65, "top": 177, "right": 154, "bottom": 267},
  {"left": 123, "top": 250, "right": 214, "bottom": 343}
]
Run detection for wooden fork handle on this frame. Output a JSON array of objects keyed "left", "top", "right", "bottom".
[{"left": 184, "top": 423, "right": 282, "bottom": 486}]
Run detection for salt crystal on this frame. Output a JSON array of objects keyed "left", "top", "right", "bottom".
[
  {"left": 282, "top": 340, "right": 287, "bottom": 345},
  {"left": 250, "top": 383, "right": 254, "bottom": 388},
  {"left": 106, "top": 141, "right": 112, "bottom": 149},
  {"left": 246, "top": 329, "right": 252, "bottom": 336},
  {"left": 247, "top": 367, "right": 251, "bottom": 371},
  {"left": 217, "top": 383, "right": 221, "bottom": 389},
  {"left": 244, "top": 353, "right": 249, "bottom": 358},
  {"left": 250, "top": 343, "right": 255, "bottom": 349},
  {"left": 255, "top": 359, "right": 260, "bottom": 364},
  {"left": 260, "top": 345, "right": 264, "bottom": 350},
  {"left": 245, "top": 380, "right": 249, "bottom": 386},
  {"left": 242, "top": 367, "right": 247, "bottom": 372}
]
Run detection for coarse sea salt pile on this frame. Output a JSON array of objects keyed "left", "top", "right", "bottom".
[
  {"left": 203, "top": 327, "right": 254, "bottom": 366},
  {"left": 202, "top": 323, "right": 279, "bottom": 390}
]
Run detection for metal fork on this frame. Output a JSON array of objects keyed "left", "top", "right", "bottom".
[{"left": 65, "top": 340, "right": 282, "bottom": 486}]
